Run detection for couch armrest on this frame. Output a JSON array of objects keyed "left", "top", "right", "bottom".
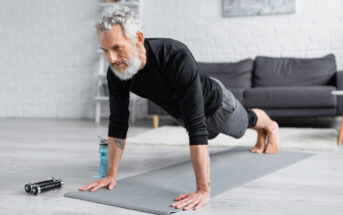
[
  {"left": 336, "top": 71, "right": 343, "bottom": 115},
  {"left": 337, "top": 71, "right": 343, "bottom": 88}
]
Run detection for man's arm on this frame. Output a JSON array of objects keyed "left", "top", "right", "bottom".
[
  {"left": 171, "top": 145, "right": 211, "bottom": 210},
  {"left": 190, "top": 145, "right": 211, "bottom": 193},
  {"left": 165, "top": 47, "right": 209, "bottom": 146},
  {"left": 106, "top": 137, "right": 126, "bottom": 180},
  {"left": 166, "top": 46, "right": 211, "bottom": 210},
  {"left": 79, "top": 136, "right": 125, "bottom": 192},
  {"left": 80, "top": 68, "right": 129, "bottom": 192}
]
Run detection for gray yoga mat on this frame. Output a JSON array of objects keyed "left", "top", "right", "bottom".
[{"left": 64, "top": 146, "right": 315, "bottom": 214}]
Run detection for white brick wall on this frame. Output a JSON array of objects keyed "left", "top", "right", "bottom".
[
  {"left": 142, "top": 0, "right": 343, "bottom": 69},
  {"left": 0, "top": 0, "right": 100, "bottom": 118},
  {"left": 1, "top": 0, "right": 342, "bottom": 119}
]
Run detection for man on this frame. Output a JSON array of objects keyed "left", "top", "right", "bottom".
[{"left": 80, "top": 6, "right": 279, "bottom": 211}]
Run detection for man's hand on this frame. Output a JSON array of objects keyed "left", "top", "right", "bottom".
[
  {"left": 171, "top": 190, "right": 210, "bottom": 211},
  {"left": 171, "top": 144, "right": 211, "bottom": 211},
  {"left": 79, "top": 176, "right": 116, "bottom": 192}
]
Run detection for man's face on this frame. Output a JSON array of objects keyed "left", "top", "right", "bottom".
[{"left": 97, "top": 24, "right": 142, "bottom": 80}]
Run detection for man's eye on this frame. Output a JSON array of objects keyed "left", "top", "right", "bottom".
[{"left": 113, "top": 45, "right": 122, "bottom": 51}]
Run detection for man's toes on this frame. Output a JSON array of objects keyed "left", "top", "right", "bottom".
[
  {"left": 251, "top": 147, "right": 258, "bottom": 153},
  {"left": 262, "top": 140, "right": 279, "bottom": 154},
  {"left": 273, "top": 144, "right": 279, "bottom": 154},
  {"left": 251, "top": 146, "right": 263, "bottom": 153},
  {"left": 264, "top": 147, "right": 270, "bottom": 154},
  {"left": 268, "top": 145, "right": 278, "bottom": 154},
  {"left": 263, "top": 145, "right": 273, "bottom": 154},
  {"left": 263, "top": 147, "right": 268, "bottom": 154}
]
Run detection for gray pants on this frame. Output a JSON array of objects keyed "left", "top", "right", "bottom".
[{"left": 176, "top": 77, "right": 249, "bottom": 140}]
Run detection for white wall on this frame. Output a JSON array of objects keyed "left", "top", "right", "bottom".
[
  {"left": 143, "top": 0, "right": 343, "bottom": 69},
  {"left": 0, "top": 0, "right": 342, "bottom": 120},
  {"left": 0, "top": 0, "right": 100, "bottom": 119}
]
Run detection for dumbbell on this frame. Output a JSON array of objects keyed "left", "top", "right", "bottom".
[
  {"left": 24, "top": 177, "right": 56, "bottom": 194},
  {"left": 31, "top": 179, "right": 64, "bottom": 195}
]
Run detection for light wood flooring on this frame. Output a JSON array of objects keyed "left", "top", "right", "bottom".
[{"left": 0, "top": 117, "right": 342, "bottom": 215}]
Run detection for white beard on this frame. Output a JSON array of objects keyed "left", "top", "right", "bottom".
[{"left": 110, "top": 51, "right": 142, "bottom": 81}]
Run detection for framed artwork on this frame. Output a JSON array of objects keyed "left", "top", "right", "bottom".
[{"left": 222, "top": 0, "right": 296, "bottom": 17}]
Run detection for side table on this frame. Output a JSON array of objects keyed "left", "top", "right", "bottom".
[{"left": 331, "top": 90, "right": 343, "bottom": 145}]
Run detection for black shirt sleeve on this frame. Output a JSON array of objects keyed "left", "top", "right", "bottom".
[
  {"left": 107, "top": 68, "right": 130, "bottom": 139},
  {"left": 165, "top": 49, "right": 209, "bottom": 145}
]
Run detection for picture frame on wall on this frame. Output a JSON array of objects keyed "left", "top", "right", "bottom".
[{"left": 222, "top": 0, "right": 296, "bottom": 17}]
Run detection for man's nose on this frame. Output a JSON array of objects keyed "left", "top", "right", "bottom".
[{"left": 108, "top": 51, "right": 118, "bottom": 64}]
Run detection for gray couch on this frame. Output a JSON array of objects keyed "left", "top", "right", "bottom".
[{"left": 148, "top": 54, "right": 342, "bottom": 128}]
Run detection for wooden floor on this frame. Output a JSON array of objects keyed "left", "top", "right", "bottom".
[{"left": 0, "top": 117, "right": 342, "bottom": 215}]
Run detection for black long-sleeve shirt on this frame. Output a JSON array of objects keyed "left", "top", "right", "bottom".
[{"left": 107, "top": 38, "right": 223, "bottom": 145}]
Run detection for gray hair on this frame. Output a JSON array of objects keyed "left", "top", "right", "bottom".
[{"left": 96, "top": 5, "right": 140, "bottom": 41}]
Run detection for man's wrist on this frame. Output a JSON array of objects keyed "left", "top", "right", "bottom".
[
  {"left": 196, "top": 186, "right": 211, "bottom": 193},
  {"left": 105, "top": 170, "right": 117, "bottom": 179},
  {"left": 197, "top": 182, "right": 211, "bottom": 193}
]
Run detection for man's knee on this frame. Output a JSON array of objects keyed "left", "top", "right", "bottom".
[
  {"left": 226, "top": 115, "right": 248, "bottom": 138},
  {"left": 231, "top": 128, "right": 247, "bottom": 139}
]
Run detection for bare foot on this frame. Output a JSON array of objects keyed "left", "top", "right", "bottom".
[
  {"left": 251, "top": 129, "right": 266, "bottom": 153},
  {"left": 249, "top": 108, "right": 280, "bottom": 154},
  {"left": 263, "top": 121, "right": 280, "bottom": 154}
]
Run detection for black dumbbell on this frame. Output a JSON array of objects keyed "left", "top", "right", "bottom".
[
  {"left": 31, "top": 179, "right": 64, "bottom": 195},
  {"left": 24, "top": 177, "right": 56, "bottom": 194}
]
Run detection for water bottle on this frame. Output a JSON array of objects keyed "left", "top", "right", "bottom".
[{"left": 98, "top": 136, "right": 108, "bottom": 178}]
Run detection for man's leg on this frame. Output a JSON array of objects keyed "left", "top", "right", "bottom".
[
  {"left": 208, "top": 76, "right": 279, "bottom": 154},
  {"left": 249, "top": 108, "right": 279, "bottom": 154}
]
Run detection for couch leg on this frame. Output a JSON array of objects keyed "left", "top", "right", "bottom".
[
  {"left": 153, "top": 115, "right": 159, "bottom": 129},
  {"left": 338, "top": 115, "right": 343, "bottom": 145}
]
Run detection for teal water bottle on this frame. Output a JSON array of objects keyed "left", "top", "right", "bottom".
[{"left": 98, "top": 136, "right": 108, "bottom": 178}]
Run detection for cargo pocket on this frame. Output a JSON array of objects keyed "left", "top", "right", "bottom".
[{"left": 221, "top": 96, "right": 235, "bottom": 113}]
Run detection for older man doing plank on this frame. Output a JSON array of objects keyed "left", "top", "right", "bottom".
[{"left": 80, "top": 6, "right": 279, "bottom": 211}]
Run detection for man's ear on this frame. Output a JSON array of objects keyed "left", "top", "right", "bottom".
[{"left": 136, "top": 31, "right": 144, "bottom": 43}]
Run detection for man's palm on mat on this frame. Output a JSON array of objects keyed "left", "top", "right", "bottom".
[
  {"left": 171, "top": 191, "right": 210, "bottom": 211},
  {"left": 79, "top": 176, "right": 116, "bottom": 192},
  {"left": 79, "top": 177, "right": 210, "bottom": 211}
]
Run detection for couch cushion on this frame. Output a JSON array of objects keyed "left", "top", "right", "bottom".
[
  {"left": 198, "top": 59, "right": 253, "bottom": 89},
  {"left": 253, "top": 54, "right": 337, "bottom": 87},
  {"left": 244, "top": 86, "right": 337, "bottom": 108}
]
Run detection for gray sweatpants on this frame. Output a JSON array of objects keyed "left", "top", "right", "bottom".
[{"left": 176, "top": 77, "right": 249, "bottom": 140}]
